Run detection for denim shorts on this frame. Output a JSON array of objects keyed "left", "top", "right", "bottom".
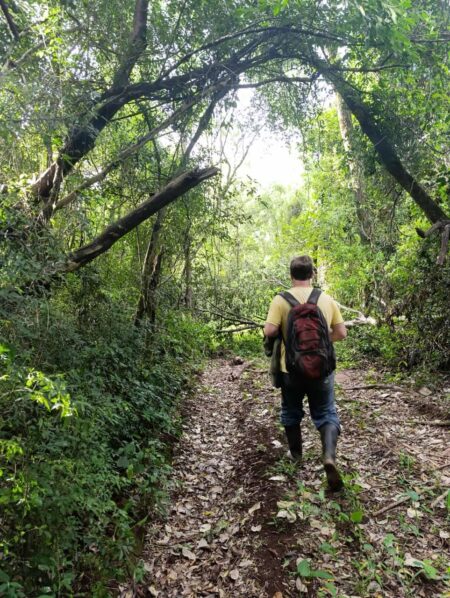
[{"left": 280, "top": 372, "right": 341, "bottom": 431}]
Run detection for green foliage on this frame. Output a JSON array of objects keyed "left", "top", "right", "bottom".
[
  {"left": 1, "top": 0, "right": 449, "bottom": 594},
  {"left": 0, "top": 297, "right": 211, "bottom": 595},
  {"left": 297, "top": 558, "right": 333, "bottom": 580},
  {"left": 226, "top": 331, "right": 265, "bottom": 359}
]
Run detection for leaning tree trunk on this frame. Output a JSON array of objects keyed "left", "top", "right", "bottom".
[
  {"left": 134, "top": 207, "right": 166, "bottom": 325},
  {"left": 55, "top": 167, "right": 218, "bottom": 274},
  {"left": 26, "top": 167, "right": 217, "bottom": 293},
  {"left": 30, "top": 0, "right": 150, "bottom": 210},
  {"left": 309, "top": 54, "right": 449, "bottom": 224},
  {"left": 336, "top": 93, "right": 371, "bottom": 244}
]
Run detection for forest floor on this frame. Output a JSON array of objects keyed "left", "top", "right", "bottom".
[{"left": 133, "top": 358, "right": 450, "bottom": 598}]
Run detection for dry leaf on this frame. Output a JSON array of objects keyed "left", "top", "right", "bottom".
[
  {"left": 296, "top": 578, "right": 308, "bottom": 592},
  {"left": 276, "top": 509, "right": 296, "bottom": 522},
  {"left": 248, "top": 502, "right": 261, "bottom": 515},
  {"left": 277, "top": 500, "right": 296, "bottom": 509},
  {"left": 182, "top": 547, "right": 196, "bottom": 561},
  {"left": 404, "top": 553, "right": 423, "bottom": 567},
  {"left": 310, "top": 519, "right": 333, "bottom": 536},
  {"left": 148, "top": 586, "right": 159, "bottom": 597},
  {"left": 200, "top": 523, "right": 211, "bottom": 533},
  {"left": 197, "top": 538, "right": 209, "bottom": 549},
  {"left": 406, "top": 508, "right": 423, "bottom": 518},
  {"left": 251, "top": 525, "right": 262, "bottom": 532}
]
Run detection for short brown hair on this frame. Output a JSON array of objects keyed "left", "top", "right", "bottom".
[{"left": 290, "top": 255, "right": 314, "bottom": 280}]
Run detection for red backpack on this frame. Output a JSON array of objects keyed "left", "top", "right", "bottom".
[{"left": 280, "top": 288, "right": 336, "bottom": 380}]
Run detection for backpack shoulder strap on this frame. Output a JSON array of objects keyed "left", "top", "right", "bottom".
[
  {"left": 278, "top": 291, "right": 300, "bottom": 308},
  {"left": 307, "top": 288, "right": 322, "bottom": 305}
]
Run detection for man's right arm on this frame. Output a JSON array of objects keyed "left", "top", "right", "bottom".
[{"left": 264, "top": 322, "right": 280, "bottom": 338}]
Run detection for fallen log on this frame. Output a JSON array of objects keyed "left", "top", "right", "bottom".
[
  {"left": 407, "top": 419, "right": 450, "bottom": 428},
  {"left": 343, "top": 316, "right": 377, "bottom": 327},
  {"left": 216, "top": 325, "right": 263, "bottom": 334}
]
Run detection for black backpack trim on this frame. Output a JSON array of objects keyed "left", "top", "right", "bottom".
[{"left": 279, "top": 288, "right": 321, "bottom": 308}]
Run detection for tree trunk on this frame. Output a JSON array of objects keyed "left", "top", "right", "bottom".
[
  {"left": 0, "top": 0, "right": 20, "bottom": 40},
  {"left": 311, "top": 55, "right": 449, "bottom": 224},
  {"left": 63, "top": 167, "right": 218, "bottom": 272},
  {"left": 134, "top": 207, "right": 166, "bottom": 325},
  {"left": 335, "top": 93, "right": 371, "bottom": 244},
  {"left": 30, "top": 0, "right": 150, "bottom": 207},
  {"left": 183, "top": 233, "right": 193, "bottom": 308}
]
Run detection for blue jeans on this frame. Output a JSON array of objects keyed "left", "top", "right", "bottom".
[{"left": 280, "top": 372, "right": 341, "bottom": 432}]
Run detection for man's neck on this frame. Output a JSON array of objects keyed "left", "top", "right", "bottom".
[{"left": 292, "top": 279, "right": 312, "bottom": 288}]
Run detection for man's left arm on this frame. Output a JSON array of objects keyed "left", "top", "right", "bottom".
[{"left": 330, "top": 300, "right": 347, "bottom": 342}]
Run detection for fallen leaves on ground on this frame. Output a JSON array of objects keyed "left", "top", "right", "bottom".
[{"left": 135, "top": 359, "right": 449, "bottom": 597}]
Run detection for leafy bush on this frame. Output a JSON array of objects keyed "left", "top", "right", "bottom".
[{"left": 222, "top": 330, "right": 264, "bottom": 358}]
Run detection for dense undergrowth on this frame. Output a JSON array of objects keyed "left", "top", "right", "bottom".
[
  {"left": 1, "top": 224, "right": 449, "bottom": 598},
  {"left": 0, "top": 281, "right": 214, "bottom": 597}
]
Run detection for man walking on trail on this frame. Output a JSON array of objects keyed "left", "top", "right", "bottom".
[{"left": 264, "top": 255, "right": 347, "bottom": 491}]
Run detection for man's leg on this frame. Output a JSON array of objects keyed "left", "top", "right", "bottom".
[
  {"left": 306, "top": 373, "right": 343, "bottom": 491},
  {"left": 280, "top": 373, "right": 305, "bottom": 461}
]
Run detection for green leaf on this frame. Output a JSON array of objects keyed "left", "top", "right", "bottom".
[
  {"left": 297, "top": 559, "right": 311, "bottom": 577},
  {"left": 406, "top": 490, "right": 420, "bottom": 502},
  {"left": 297, "top": 559, "right": 333, "bottom": 580},
  {"left": 117, "top": 456, "right": 129, "bottom": 468},
  {"left": 323, "top": 581, "right": 338, "bottom": 596},
  {"left": 319, "top": 542, "right": 335, "bottom": 555},
  {"left": 350, "top": 509, "right": 364, "bottom": 523},
  {"left": 311, "top": 569, "right": 333, "bottom": 579},
  {"left": 422, "top": 560, "right": 439, "bottom": 580}
]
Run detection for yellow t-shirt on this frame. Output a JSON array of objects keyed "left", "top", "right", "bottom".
[{"left": 265, "top": 286, "right": 344, "bottom": 373}]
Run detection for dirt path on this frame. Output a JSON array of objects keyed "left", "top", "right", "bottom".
[{"left": 136, "top": 359, "right": 449, "bottom": 598}]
